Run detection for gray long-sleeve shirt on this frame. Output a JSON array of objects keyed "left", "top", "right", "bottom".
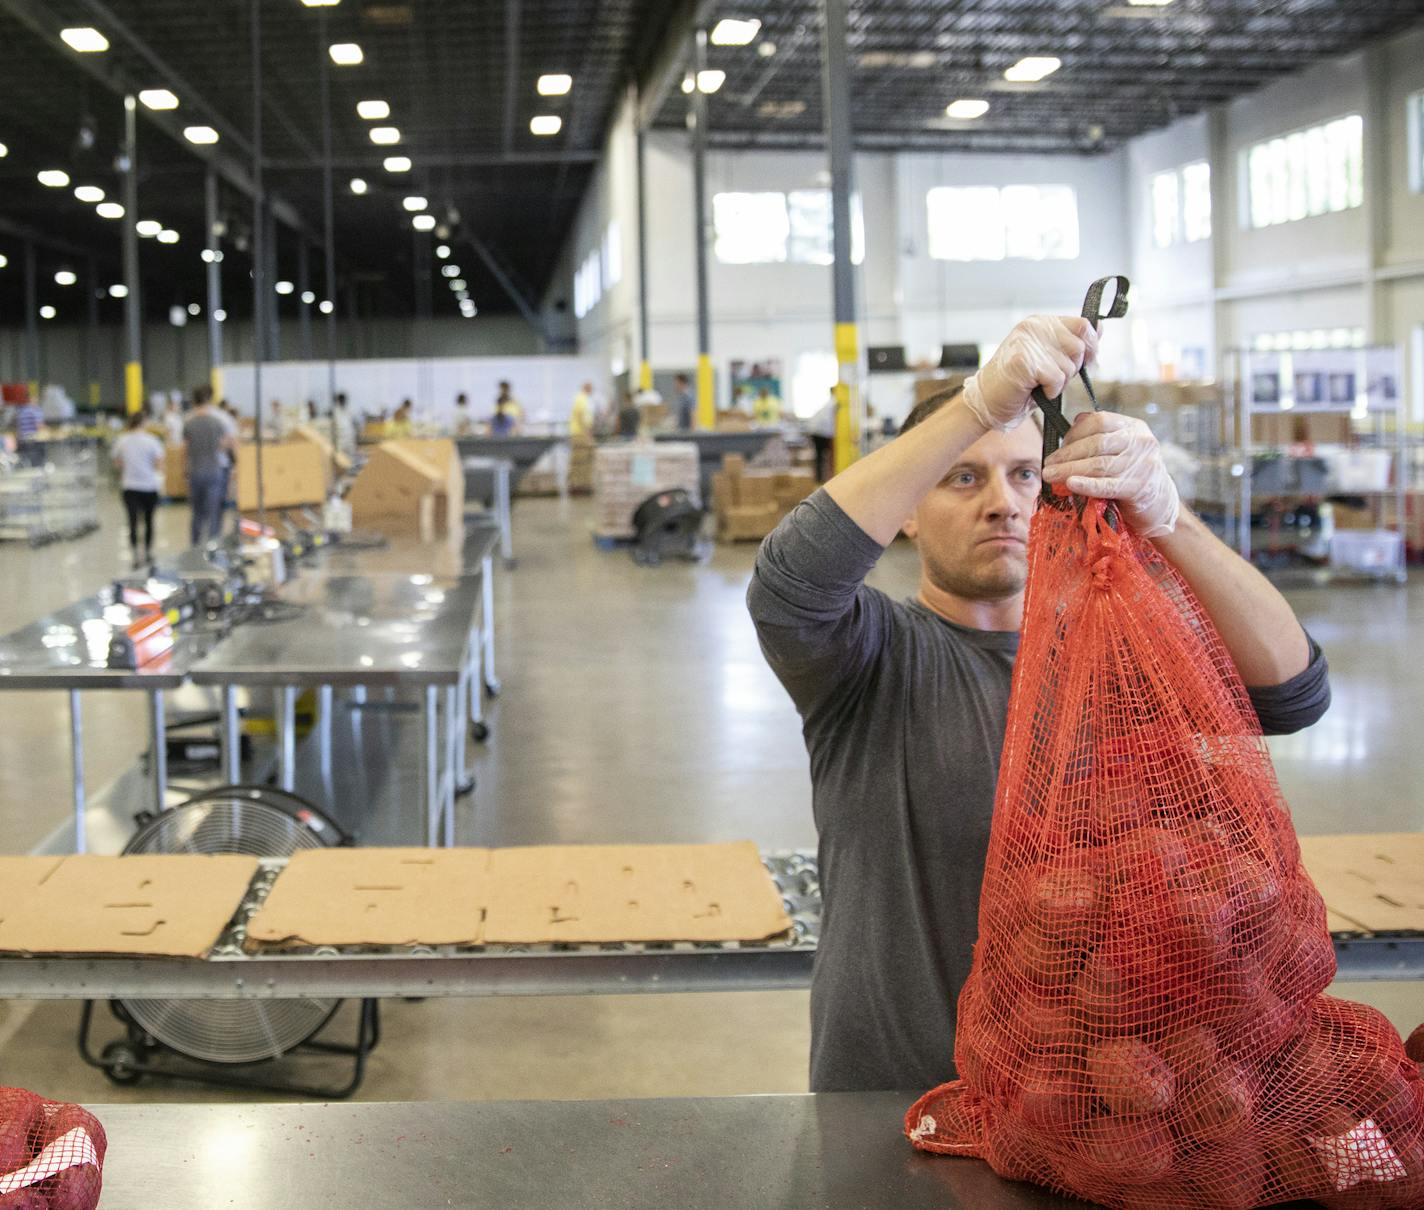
[{"left": 747, "top": 489, "right": 1331, "bottom": 1093}]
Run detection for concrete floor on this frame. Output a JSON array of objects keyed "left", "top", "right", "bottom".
[{"left": 0, "top": 491, "right": 1419, "bottom": 1103}]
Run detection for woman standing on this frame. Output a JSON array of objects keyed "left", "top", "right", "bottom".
[{"left": 111, "top": 411, "right": 165, "bottom": 563}]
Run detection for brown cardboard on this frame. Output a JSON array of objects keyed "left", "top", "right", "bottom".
[
  {"left": 718, "top": 504, "right": 781, "bottom": 542},
  {"left": 0, "top": 854, "right": 258, "bottom": 957},
  {"left": 390, "top": 438, "right": 465, "bottom": 530},
  {"left": 1298, "top": 833, "right": 1424, "bottom": 934},
  {"left": 348, "top": 443, "right": 443, "bottom": 539},
  {"left": 721, "top": 453, "right": 747, "bottom": 478},
  {"left": 483, "top": 841, "right": 792, "bottom": 943},
  {"left": 246, "top": 847, "right": 491, "bottom": 949},
  {"left": 235, "top": 441, "right": 328, "bottom": 509},
  {"left": 164, "top": 445, "right": 187, "bottom": 498},
  {"left": 292, "top": 423, "right": 353, "bottom": 476},
  {"left": 0, "top": 857, "right": 64, "bottom": 926},
  {"left": 738, "top": 474, "right": 776, "bottom": 507}
]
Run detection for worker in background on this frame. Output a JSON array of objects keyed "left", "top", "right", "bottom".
[
  {"left": 332, "top": 392, "right": 356, "bottom": 456},
  {"left": 570, "top": 382, "right": 595, "bottom": 441},
  {"left": 453, "top": 392, "right": 474, "bottom": 436},
  {"left": 111, "top": 410, "right": 164, "bottom": 563},
  {"left": 490, "top": 381, "right": 523, "bottom": 437},
  {"left": 12, "top": 393, "right": 44, "bottom": 465},
  {"left": 214, "top": 397, "right": 239, "bottom": 522},
  {"left": 615, "top": 390, "right": 640, "bottom": 438},
  {"left": 387, "top": 399, "right": 415, "bottom": 439},
  {"left": 306, "top": 400, "right": 319, "bottom": 423},
  {"left": 162, "top": 398, "right": 185, "bottom": 447},
  {"left": 806, "top": 389, "right": 838, "bottom": 483},
  {"left": 184, "top": 384, "right": 235, "bottom": 546},
  {"left": 747, "top": 313, "right": 1331, "bottom": 1095},
  {"left": 672, "top": 373, "right": 694, "bottom": 431},
  {"left": 753, "top": 384, "right": 783, "bottom": 426}
]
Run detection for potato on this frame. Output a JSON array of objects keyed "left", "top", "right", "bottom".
[
  {"left": 987, "top": 1121, "right": 1062, "bottom": 1188},
  {"left": 0, "top": 1091, "right": 44, "bottom": 1176},
  {"left": 1180, "top": 1137, "right": 1269, "bottom": 1210},
  {"left": 36, "top": 1168, "right": 95, "bottom": 1210},
  {"left": 1177, "top": 1062, "right": 1256, "bottom": 1144},
  {"left": 1088, "top": 1038, "right": 1176, "bottom": 1116},
  {"left": 1015, "top": 1060, "right": 1089, "bottom": 1131},
  {"left": 0, "top": 1191, "right": 51, "bottom": 1209},
  {"left": 1159, "top": 1024, "right": 1222, "bottom": 1088},
  {"left": 1007, "top": 926, "right": 1075, "bottom": 987},
  {"left": 38, "top": 1106, "right": 104, "bottom": 1160},
  {"left": 1166, "top": 891, "right": 1235, "bottom": 968},
  {"left": 1028, "top": 865, "right": 1101, "bottom": 945},
  {"left": 1269, "top": 914, "right": 1336, "bottom": 1000},
  {"left": 1074, "top": 948, "right": 1160, "bottom": 1037},
  {"left": 1406, "top": 1024, "right": 1424, "bottom": 1066},
  {"left": 1260, "top": 1126, "right": 1335, "bottom": 1203},
  {"left": 1072, "top": 1115, "right": 1175, "bottom": 1183}
]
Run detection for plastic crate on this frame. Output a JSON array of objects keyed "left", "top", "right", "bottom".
[
  {"left": 1329, "top": 529, "right": 1404, "bottom": 574},
  {"left": 1326, "top": 448, "right": 1393, "bottom": 494}
]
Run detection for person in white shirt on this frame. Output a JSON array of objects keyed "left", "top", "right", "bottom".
[
  {"left": 163, "top": 401, "right": 185, "bottom": 447},
  {"left": 111, "top": 411, "right": 165, "bottom": 561},
  {"left": 332, "top": 393, "right": 357, "bottom": 456}
]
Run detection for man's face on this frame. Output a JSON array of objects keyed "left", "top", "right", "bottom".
[{"left": 903, "top": 421, "right": 1042, "bottom": 601}]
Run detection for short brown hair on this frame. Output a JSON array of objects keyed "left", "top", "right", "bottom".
[{"left": 898, "top": 387, "right": 1045, "bottom": 437}]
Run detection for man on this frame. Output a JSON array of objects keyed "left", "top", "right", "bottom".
[
  {"left": 673, "top": 373, "right": 695, "bottom": 431},
  {"left": 570, "top": 382, "right": 595, "bottom": 441},
  {"left": 491, "top": 381, "right": 522, "bottom": 436},
  {"left": 453, "top": 392, "right": 474, "bottom": 437},
  {"left": 332, "top": 392, "right": 356, "bottom": 457},
  {"left": 747, "top": 314, "right": 1330, "bottom": 1094},
  {"left": 214, "top": 396, "right": 239, "bottom": 524},
  {"left": 12, "top": 394, "right": 44, "bottom": 465},
  {"left": 184, "top": 385, "right": 235, "bottom": 546},
  {"left": 753, "top": 384, "right": 782, "bottom": 426}
]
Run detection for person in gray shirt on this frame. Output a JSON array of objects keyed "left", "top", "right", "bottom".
[
  {"left": 747, "top": 314, "right": 1330, "bottom": 1094},
  {"left": 184, "top": 384, "right": 236, "bottom": 545}
]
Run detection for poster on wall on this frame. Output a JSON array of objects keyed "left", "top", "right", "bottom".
[
  {"left": 1248, "top": 352, "right": 1282, "bottom": 408},
  {"left": 1293, "top": 350, "right": 1357, "bottom": 412},
  {"left": 729, "top": 359, "right": 783, "bottom": 416},
  {"left": 1365, "top": 347, "right": 1402, "bottom": 410}
]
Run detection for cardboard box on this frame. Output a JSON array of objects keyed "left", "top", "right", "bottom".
[
  {"left": 592, "top": 442, "right": 700, "bottom": 538},
  {"left": 390, "top": 438, "right": 465, "bottom": 529},
  {"left": 1298, "top": 833, "right": 1424, "bottom": 934},
  {"left": 0, "top": 854, "right": 258, "bottom": 958},
  {"left": 348, "top": 443, "right": 443, "bottom": 539},
  {"left": 234, "top": 440, "right": 328, "bottom": 510},
  {"left": 719, "top": 503, "right": 781, "bottom": 542},
  {"left": 246, "top": 847, "right": 491, "bottom": 949},
  {"left": 164, "top": 445, "right": 187, "bottom": 498},
  {"left": 292, "top": 422, "right": 353, "bottom": 481},
  {"left": 483, "top": 842, "right": 791, "bottom": 944},
  {"left": 715, "top": 410, "right": 752, "bottom": 432}
]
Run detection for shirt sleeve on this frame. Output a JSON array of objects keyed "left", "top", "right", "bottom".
[
  {"left": 746, "top": 488, "right": 892, "bottom": 717},
  {"left": 1246, "top": 633, "right": 1330, "bottom": 736}
]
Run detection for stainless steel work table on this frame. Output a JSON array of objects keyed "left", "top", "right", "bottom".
[
  {"left": 190, "top": 571, "right": 482, "bottom": 845},
  {"left": 85, "top": 1093, "right": 1096, "bottom": 1210}
]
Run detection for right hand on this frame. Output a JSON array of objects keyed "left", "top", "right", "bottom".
[{"left": 961, "top": 315, "right": 1099, "bottom": 432}]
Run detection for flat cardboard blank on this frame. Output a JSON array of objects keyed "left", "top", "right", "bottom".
[
  {"left": 0, "top": 854, "right": 258, "bottom": 958},
  {"left": 1299, "top": 832, "right": 1424, "bottom": 934},
  {"left": 246, "top": 847, "right": 492, "bottom": 948},
  {"left": 0, "top": 856, "right": 64, "bottom": 927},
  {"left": 483, "top": 841, "right": 792, "bottom": 944}
]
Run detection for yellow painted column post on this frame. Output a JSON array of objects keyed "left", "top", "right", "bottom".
[
  {"left": 210, "top": 366, "right": 225, "bottom": 404},
  {"left": 696, "top": 354, "right": 715, "bottom": 430},
  {"left": 833, "top": 321, "right": 860, "bottom": 474},
  {"left": 88, "top": 382, "right": 101, "bottom": 409},
  {"left": 124, "top": 362, "right": 144, "bottom": 416},
  {"left": 638, "top": 361, "right": 653, "bottom": 393}
]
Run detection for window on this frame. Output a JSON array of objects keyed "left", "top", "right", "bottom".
[
  {"left": 1151, "top": 170, "right": 1180, "bottom": 248},
  {"left": 573, "top": 248, "right": 602, "bottom": 319},
  {"left": 785, "top": 190, "right": 865, "bottom": 265},
  {"left": 602, "top": 220, "right": 622, "bottom": 288},
  {"left": 927, "top": 184, "right": 1079, "bottom": 262},
  {"left": 1182, "top": 161, "right": 1212, "bottom": 242},
  {"left": 1251, "top": 328, "right": 1365, "bottom": 352},
  {"left": 712, "top": 190, "right": 864, "bottom": 266},
  {"left": 1151, "top": 162, "right": 1211, "bottom": 248},
  {"left": 1246, "top": 115, "right": 1362, "bottom": 229}
]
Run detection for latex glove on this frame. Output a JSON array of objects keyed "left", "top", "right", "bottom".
[
  {"left": 1041, "top": 411, "right": 1181, "bottom": 537},
  {"left": 961, "top": 315, "right": 1099, "bottom": 432}
]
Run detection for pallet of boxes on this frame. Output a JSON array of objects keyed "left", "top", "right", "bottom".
[
  {"left": 592, "top": 441, "right": 700, "bottom": 541},
  {"left": 346, "top": 437, "right": 464, "bottom": 540},
  {"left": 712, "top": 454, "right": 817, "bottom": 543}
]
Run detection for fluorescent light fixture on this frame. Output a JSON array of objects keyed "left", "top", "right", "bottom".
[
  {"left": 157, "top": 229, "right": 179, "bottom": 244},
  {"left": 449, "top": 278, "right": 467, "bottom": 291},
  {"left": 188, "top": 302, "right": 201, "bottom": 316},
  {"left": 441, "top": 264, "right": 460, "bottom": 277},
  {"left": 300, "top": 0, "right": 341, "bottom": 6},
  {"left": 139, "top": 88, "right": 179, "bottom": 110},
  {"left": 412, "top": 214, "right": 436, "bottom": 231},
  {"left": 529, "top": 115, "right": 562, "bottom": 136},
  {"left": 435, "top": 244, "right": 450, "bottom": 258},
  {"left": 37, "top": 169, "right": 70, "bottom": 188},
  {"left": 710, "top": 17, "right": 761, "bottom": 45},
  {"left": 0, "top": 143, "right": 7, "bottom": 157},
  {"left": 349, "top": 177, "right": 368, "bottom": 194},
  {"left": 383, "top": 156, "right": 411, "bottom": 172},
  {"left": 537, "top": 73, "right": 572, "bottom": 96},
  {"left": 39, "top": 305, "right": 56, "bottom": 319},
  {"left": 54, "top": 270, "right": 77, "bottom": 286},
  {"left": 697, "top": 70, "right": 726, "bottom": 94},
  {"left": 1127, "top": 0, "right": 1173, "bottom": 5},
  {"left": 200, "top": 248, "right": 220, "bottom": 263},
  {"left": 681, "top": 76, "right": 694, "bottom": 94},
  {"left": 108, "top": 284, "right": 128, "bottom": 298},
  {"left": 73, "top": 185, "right": 105, "bottom": 203},
  {"left": 136, "top": 219, "right": 162, "bottom": 238},
  {"left": 757, "top": 40, "right": 777, "bottom": 58},
  {"left": 356, "top": 99, "right": 390, "bottom": 120},
  {"left": 369, "top": 126, "right": 400, "bottom": 145},
  {"left": 214, "top": 308, "right": 227, "bottom": 322},
  {"left": 0, "top": 255, "right": 7, "bottom": 268},
  {"left": 274, "top": 280, "right": 294, "bottom": 295},
  {"left": 183, "top": 125, "right": 220, "bottom": 144},
  {"left": 946, "top": 98, "right": 990, "bottom": 120},
  {"left": 318, "top": 299, "right": 334, "bottom": 314},
  {"left": 301, "top": 290, "right": 315, "bottom": 304},
  {"left": 1004, "top": 56, "right": 1061, "bottom": 82},
  {"left": 328, "top": 42, "right": 363, "bottom": 66},
  {"left": 96, "top": 202, "right": 124, "bottom": 219},
  {"left": 60, "top": 27, "right": 109, "bottom": 53},
  {"left": 402, "top": 195, "right": 427, "bottom": 211}
]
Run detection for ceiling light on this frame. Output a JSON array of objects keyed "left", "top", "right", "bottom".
[
  {"left": 530, "top": 115, "right": 562, "bottom": 136},
  {"left": 369, "top": 126, "right": 400, "bottom": 145},
  {"left": 710, "top": 18, "right": 761, "bottom": 46},
  {"left": 412, "top": 214, "right": 436, "bottom": 231},
  {"left": 946, "top": 98, "right": 990, "bottom": 120},
  {"left": 200, "top": 248, "right": 220, "bottom": 263},
  {"left": 157, "top": 229, "right": 179, "bottom": 244},
  {"left": 318, "top": 299, "right": 334, "bottom": 314},
  {"left": 449, "top": 278, "right": 467, "bottom": 291},
  {"left": 188, "top": 302, "right": 201, "bottom": 316},
  {"left": 349, "top": 177, "right": 368, "bottom": 194},
  {"left": 402, "top": 195, "right": 427, "bottom": 211},
  {"left": 108, "top": 283, "right": 128, "bottom": 298},
  {"left": 183, "top": 125, "right": 220, "bottom": 144},
  {"left": 0, "top": 255, "right": 7, "bottom": 268},
  {"left": 54, "top": 270, "right": 77, "bottom": 286},
  {"left": 1127, "top": 0, "right": 1174, "bottom": 5},
  {"left": 96, "top": 202, "right": 124, "bottom": 219},
  {"left": 537, "top": 73, "right": 572, "bottom": 96},
  {"left": 300, "top": 0, "right": 341, "bottom": 6},
  {"left": 136, "top": 219, "right": 162, "bottom": 238},
  {"left": 73, "top": 185, "right": 105, "bottom": 203},
  {"left": 681, "top": 76, "right": 694, "bottom": 94},
  {"left": 37, "top": 170, "right": 70, "bottom": 188},
  {"left": 435, "top": 244, "right": 450, "bottom": 259},
  {"left": 356, "top": 99, "right": 390, "bottom": 120},
  {"left": 328, "top": 43, "right": 363, "bottom": 66},
  {"left": 697, "top": 70, "right": 726, "bottom": 94},
  {"left": 441, "top": 264, "right": 459, "bottom": 277},
  {"left": 383, "top": 155, "right": 411, "bottom": 172},
  {"left": 139, "top": 88, "right": 179, "bottom": 110},
  {"left": 757, "top": 41, "right": 777, "bottom": 58},
  {"left": 274, "top": 280, "right": 294, "bottom": 295},
  {"left": 1004, "top": 56, "right": 1061, "bottom": 82},
  {"left": 39, "top": 305, "right": 56, "bottom": 319},
  {"left": 214, "top": 308, "right": 227, "bottom": 322},
  {"left": 301, "top": 290, "right": 315, "bottom": 304},
  {"left": 60, "top": 27, "right": 109, "bottom": 53}
]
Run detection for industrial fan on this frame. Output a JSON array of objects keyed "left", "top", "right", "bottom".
[
  {"left": 78, "top": 786, "right": 377, "bottom": 1097},
  {"left": 629, "top": 489, "right": 710, "bottom": 566}
]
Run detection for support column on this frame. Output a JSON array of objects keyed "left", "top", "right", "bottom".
[
  {"left": 320, "top": 5, "right": 340, "bottom": 456},
  {"left": 266, "top": 206, "right": 281, "bottom": 361},
  {"left": 636, "top": 122, "right": 652, "bottom": 391},
  {"left": 690, "top": 28, "right": 714, "bottom": 429},
  {"left": 1360, "top": 44, "right": 1389, "bottom": 344},
  {"left": 250, "top": 0, "right": 267, "bottom": 525},
  {"left": 85, "top": 256, "right": 100, "bottom": 408},
  {"left": 22, "top": 242, "right": 38, "bottom": 398},
  {"left": 821, "top": 0, "right": 860, "bottom": 473},
  {"left": 205, "top": 169, "right": 224, "bottom": 400},
  {"left": 122, "top": 94, "right": 143, "bottom": 414},
  {"left": 297, "top": 238, "right": 313, "bottom": 361}
]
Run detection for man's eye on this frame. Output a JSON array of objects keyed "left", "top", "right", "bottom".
[
  {"left": 951, "top": 472, "right": 976, "bottom": 487},
  {"left": 1016, "top": 467, "right": 1041, "bottom": 482}
]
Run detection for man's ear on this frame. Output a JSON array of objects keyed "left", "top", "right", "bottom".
[{"left": 901, "top": 513, "right": 919, "bottom": 542}]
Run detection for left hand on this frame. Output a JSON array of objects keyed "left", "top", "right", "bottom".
[{"left": 1041, "top": 411, "right": 1180, "bottom": 537}]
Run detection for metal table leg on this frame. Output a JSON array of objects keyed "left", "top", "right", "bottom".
[
  {"left": 481, "top": 554, "right": 500, "bottom": 697},
  {"left": 277, "top": 685, "right": 297, "bottom": 793},
  {"left": 69, "top": 690, "right": 86, "bottom": 854},
  {"left": 148, "top": 688, "right": 167, "bottom": 813},
  {"left": 423, "top": 685, "right": 439, "bottom": 846},
  {"left": 497, "top": 462, "right": 513, "bottom": 565},
  {"left": 443, "top": 683, "right": 458, "bottom": 846},
  {"left": 318, "top": 684, "right": 334, "bottom": 804},
  {"left": 222, "top": 685, "right": 241, "bottom": 783}
]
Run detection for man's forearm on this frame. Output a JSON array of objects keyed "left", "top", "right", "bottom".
[
  {"left": 1151, "top": 509, "right": 1310, "bottom": 687},
  {"left": 823, "top": 394, "right": 988, "bottom": 546}
]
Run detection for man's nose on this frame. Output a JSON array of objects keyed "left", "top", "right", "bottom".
[{"left": 982, "top": 471, "right": 1021, "bottom": 520}]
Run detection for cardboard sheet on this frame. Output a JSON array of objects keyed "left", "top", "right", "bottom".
[
  {"left": 0, "top": 854, "right": 258, "bottom": 958},
  {"left": 245, "top": 847, "right": 491, "bottom": 948},
  {"left": 483, "top": 842, "right": 792, "bottom": 944},
  {"left": 0, "top": 856, "right": 64, "bottom": 927},
  {"left": 1299, "top": 833, "right": 1424, "bottom": 934}
]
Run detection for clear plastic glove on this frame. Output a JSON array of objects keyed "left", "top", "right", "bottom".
[
  {"left": 1041, "top": 411, "right": 1181, "bottom": 537},
  {"left": 961, "top": 315, "right": 1099, "bottom": 432}
]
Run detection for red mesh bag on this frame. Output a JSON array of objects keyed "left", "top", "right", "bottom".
[
  {"left": 906, "top": 496, "right": 1424, "bottom": 1210},
  {"left": 0, "top": 1088, "right": 105, "bottom": 1210}
]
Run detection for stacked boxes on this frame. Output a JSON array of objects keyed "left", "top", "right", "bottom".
[
  {"left": 569, "top": 435, "right": 594, "bottom": 495},
  {"left": 592, "top": 441, "right": 700, "bottom": 539},
  {"left": 712, "top": 454, "right": 817, "bottom": 542}
]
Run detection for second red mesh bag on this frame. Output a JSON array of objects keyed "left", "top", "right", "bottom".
[
  {"left": 906, "top": 495, "right": 1424, "bottom": 1210},
  {"left": 0, "top": 1087, "right": 106, "bottom": 1210}
]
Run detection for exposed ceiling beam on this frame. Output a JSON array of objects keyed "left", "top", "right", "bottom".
[
  {"left": 636, "top": 0, "right": 718, "bottom": 130},
  {"left": 261, "top": 151, "right": 600, "bottom": 170}
]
